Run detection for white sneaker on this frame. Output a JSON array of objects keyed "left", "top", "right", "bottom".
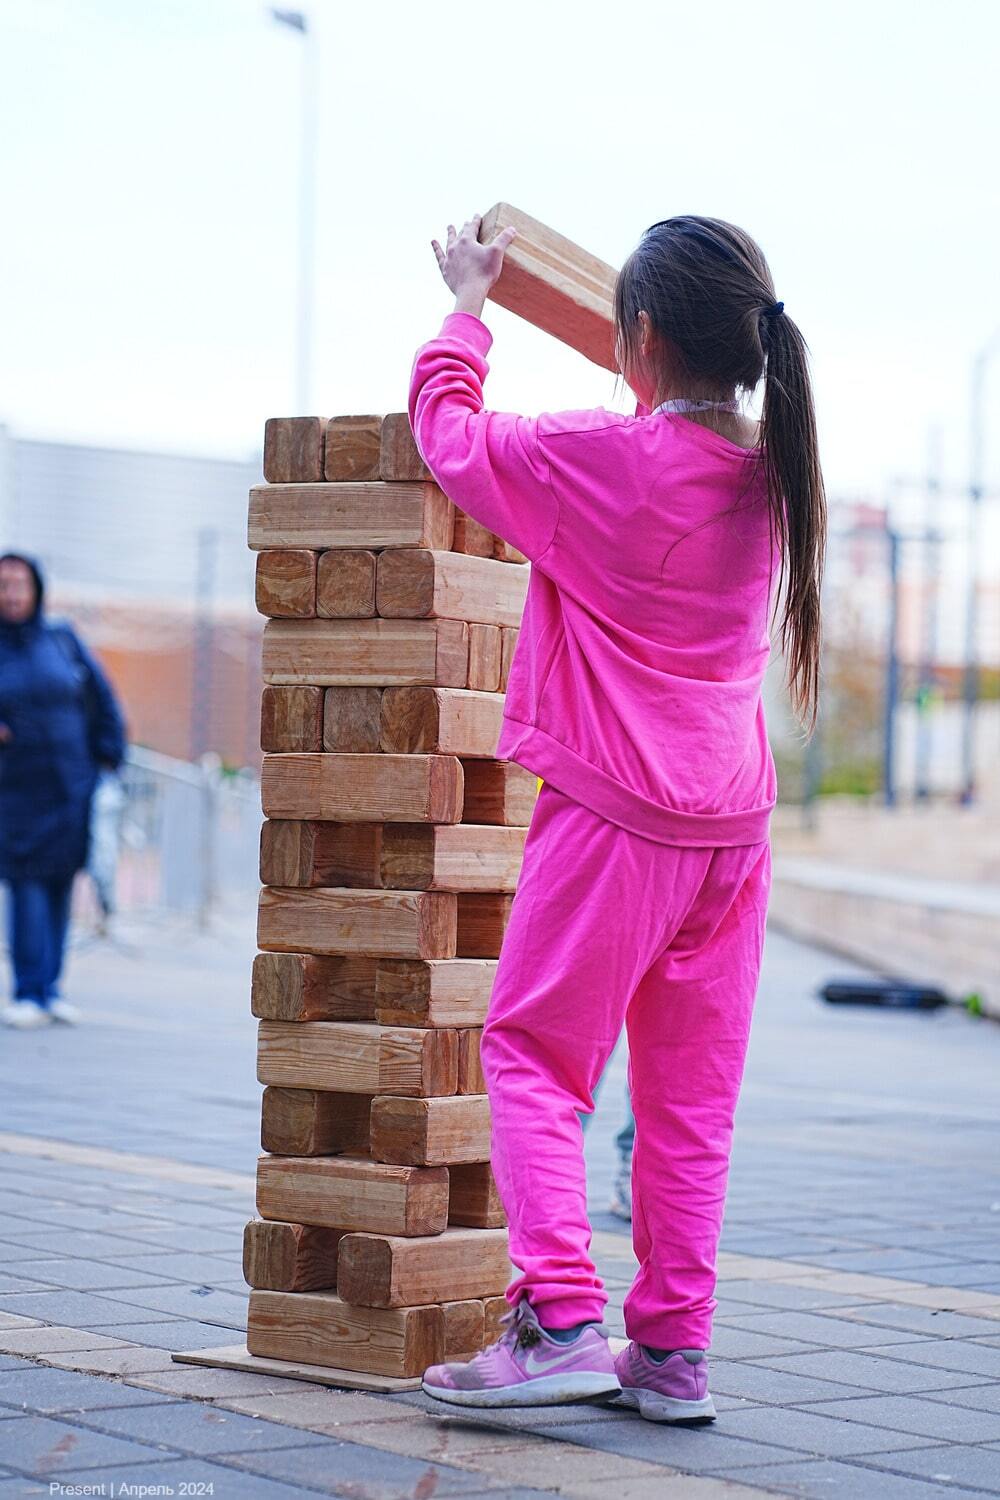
[
  {"left": 48, "top": 999, "right": 82, "bottom": 1025},
  {"left": 2, "top": 1000, "right": 52, "bottom": 1029}
]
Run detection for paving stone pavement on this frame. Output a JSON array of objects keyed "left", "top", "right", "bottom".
[{"left": 0, "top": 906, "right": 998, "bottom": 1497}]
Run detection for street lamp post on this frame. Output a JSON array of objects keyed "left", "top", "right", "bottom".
[
  {"left": 269, "top": 9, "right": 318, "bottom": 414},
  {"left": 959, "top": 330, "right": 1000, "bottom": 804}
]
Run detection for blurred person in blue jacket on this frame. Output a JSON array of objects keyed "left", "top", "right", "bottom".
[{"left": 0, "top": 554, "right": 126, "bottom": 1028}]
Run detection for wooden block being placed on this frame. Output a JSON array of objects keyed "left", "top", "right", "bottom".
[
  {"left": 467, "top": 624, "right": 502, "bottom": 692},
  {"left": 452, "top": 510, "right": 494, "bottom": 558},
  {"left": 484, "top": 1294, "right": 509, "bottom": 1343},
  {"left": 380, "top": 825, "right": 525, "bottom": 893},
  {"left": 500, "top": 628, "right": 519, "bottom": 691},
  {"left": 247, "top": 1289, "right": 443, "bottom": 1376},
  {"left": 259, "top": 821, "right": 382, "bottom": 889},
  {"left": 256, "top": 1154, "right": 449, "bottom": 1236},
  {"left": 479, "top": 202, "right": 617, "bottom": 371},
  {"left": 261, "top": 753, "right": 463, "bottom": 825},
  {"left": 461, "top": 761, "right": 537, "bottom": 826},
  {"left": 375, "top": 959, "right": 496, "bottom": 1028},
  {"left": 260, "top": 1087, "right": 371, "bottom": 1156},
  {"left": 380, "top": 413, "right": 429, "bottom": 481},
  {"left": 323, "top": 688, "right": 382, "bottom": 753},
  {"left": 324, "top": 414, "right": 382, "bottom": 482},
  {"left": 449, "top": 1162, "right": 506, "bottom": 1228},
  {"left": 316, "top": 550, "right": 376, "bottom": 618},
  {"left": 457, "top": 894, "right": 514, "bottom": 958},
  {"left": 444, "top": 1299, "right": 485, "bottom": 1361},
  {"left": 243, "top": 1219, "right": 344, "bottom": 1292},
  {"left": 257, "top": 1021, "right": 459, "bottom": 1098},
  {"left": 251, "top": 953, "right": 378, "bottom": 1023},
  {"left": 337, "top": 1227, "right": 508, "bottom": 1308},
  {"left": 258, "top": 887, "right": 457, "bottom": 961},
  {"left": 248, "top": 483, "right": 452, "bottom": 552},
  {"left": 458, "top": 1029, "right": 485, "bottom": 1094},
  {"left": 380, "top": 688, "right": 503, "bottom": 759},
  {"left": 370, "top": 1095, "right": 491, "bottom": 1167},
  {"left": 262, "top": 618, "right": 469, "bottom": 688},
  {"left": 255, "top": 549, "right": 317, "bottom": 617},
  {"left": 260, "top": 686, "right": 324, "bottom": 753},
  {"left": 375, "top": 550, "right": 527, "bottom": 628},
  {"left": 264, "top": 417, "right": 327, "bottom": 484}
]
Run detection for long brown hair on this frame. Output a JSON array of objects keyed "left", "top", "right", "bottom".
[{"left": 614, "top": 215, "right": 826, "bottom": 727}]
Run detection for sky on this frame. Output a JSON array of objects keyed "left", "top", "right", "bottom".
[{"left": 1, "top": 0, "right": 999, "bottom": 540}]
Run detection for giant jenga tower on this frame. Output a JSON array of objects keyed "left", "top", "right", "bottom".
[{"left": 236, "top": 206, "right": 617, "bottom": 1390}]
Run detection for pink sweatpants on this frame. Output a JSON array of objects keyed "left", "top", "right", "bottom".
[{"left": 480, "top": 784, "right": 771, "bottom": 1350}]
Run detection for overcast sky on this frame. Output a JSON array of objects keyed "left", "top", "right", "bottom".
[{"left": 1, "top": 0, "right": 998, "bottom": 532}]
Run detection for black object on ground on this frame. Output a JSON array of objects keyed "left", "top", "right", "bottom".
[{"left": 820, "top": 978, "right": 949, "bottom": 1010}]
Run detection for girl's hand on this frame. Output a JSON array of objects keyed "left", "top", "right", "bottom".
[{"left": 432, "top": 215, "right": 517, "bottom": 318}]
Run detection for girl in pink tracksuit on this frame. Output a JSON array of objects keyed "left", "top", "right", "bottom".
[{"left": 412, "top": 214, "right": 826, "bottom": 1420}]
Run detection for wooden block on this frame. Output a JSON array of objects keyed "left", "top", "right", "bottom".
[
  {"left": 323, "top": 688, "right": 382, "bottom": 753},
  {"left": 337, "top": 1227, "right": 509, "bottom": 1308},
  {"left": 324, "top": 414, "right": 382, "bottom": 482},
  {"left": 380, "top": 412, "right": 429, "bottom": 481},
  {"left": 379, "top": 825, "right": 525, "bottom": 893},
  {"left": 452, "top": 510, "right": 494, "bottom": 559},
  {"left": 370, "top": 1095, "right": 491, "bottom": 1166},
  {"left": 243, "top": 1219, "right": 344, "bottom": 1292},
  {"left": 262, "top": 618, "right": 469, "bottom": 688},
  {"left": 260, "top": 1087, "right": 371, "bottom": 1156},
  {"left": 260, "top": 686, "right": 324, "bottom": 753},
  {"left": 255, "top": 549, "right": 317, "bottom": 617},
  {"left": 458, "top": 1029, "right": 486, "bottom": 1095},
  {"left": 251, "top": 953, "right": 378, "bottom": 1023},
  {"left": 467, "top": 624, "right": 502, "bottom": 692},
  {"left": 256, "top": 1154, "right": 449, "bottom": 1236},
  {"left": 461, "top": 760, "right": 537, "bottom": 826},
  {"left": 380, "top": 688, "right": 503, "bottom": 759},
  {"left": 449, "top": 1162, "right": 507, "bottom": 1228},
  {"left": 247, "top": 1289, "right": 443, "bottom": 1376},
  {"left": 259, "top": 821, "right": 382, "bottom": 888},
  {"left": 264, "top": 417, "right": 327, "bottom": 484},
  {"left": 316, "top": 549, "right": 377, "bottom": 618},
  {"left": 375, "top": 959, "right": 496, "bottom": 1028},
  {"left": 479, "top": 202, "right": 617, "bottom": 371},
  {"left": 493, "top": 538, "right": 529, "bottom": 564},
  {"left": 484, "top": 1294, "right": 509, "bottom": 1343},
  {"left": 499, "top": 628, "right": 519, "bottom": 691},
  {"left": 444, "top": 1299, "right": 485, "bottom": 1361},
  {"left": 248, "top": 482, "right": 453, "bottom": 552},
  {"left": 261, "top": 753, "right": 463, "bottom": 825},
  {"left": 258, "top": 887, "right": 458, "bottom": 960},
  {"left": 457, "top": 893, "right": 514, "bottom": 958},
  {"left": 257, "top": 1021, "right": 459, "bottom": 1098},
  {"left": 375, "top": 550, "right": 527, "bottom": 628}
]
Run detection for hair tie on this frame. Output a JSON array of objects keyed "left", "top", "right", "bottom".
[{"left": 761, "top": 301, "right": 784, "bottom": 319}]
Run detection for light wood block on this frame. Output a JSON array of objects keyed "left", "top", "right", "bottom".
[
  {"left": 457, "top": 1029, "right": 486, "bottom": 1095},
  {"left": 257, "top": 1021, "right": 459, "bottom": 1098},
  {"left": 337, "top": 1227, "right": 509, "bottom": 1308},
  {"left": 264, "top": 417, "right": 326, "bottom": 484},
  {"left": 260, "top": 686, "right": 324, "bottom": 753},
  {"left": 316, "top": 549, "right": 376, "bottom": 618},
  {"left": 324, "top": 414, "right": 382, "bottom": 482},
  {"left": 247, "top": 1289, "right": 443, "bottom": 1376},
  {"left": 444, "top": 1300, "right": 485, "bottom": 1361},
  {"left": 500, "top": 627, "right": 519, "bottom": 691},
  {"left": 484, "top": 1294, "right": 509, "bottom": 1343},
  {"left": 452, "top": 510, "right": 494, "bottom": 558},
  {"left": 379, "top": 412, "right": 429, "bottom": 481},
  {"left": 260, "top": 1087, "right": 371, "bottom": 1156},
  {"left": 467, "top": 623, "right": 502, "bottom": 691},
  {"left": 262, "top": 618, "right": 469, "bottom": 688},
  {"left": 261, "top": 753, "right": 463, "bottom": 824},
  {"left": 375, "top": 958, "right": 496, "bottom": 1028},
  {"left": 259, "top": 821, "right": 382, "bottom": 889},
  {"left": 449, "top": 1162, "right": 506, "bottom": 1228},
  {"left": 323, "top": 687, "right": 382, "bottom": 753},
  {"left": 461, "top": 760, "right": 537, "bottom": 826},
  {"left": 243, "top": 1219, "right": 343, "bottom": 1292},
  {"left": 380, "top": 825, "right": 525, "bottom": 892},
  {"left": 256, "top": 1154, "right": 449, "bottom": 1237},
  {"left": 251, "top": 952, "right": 378, "bottom": 1023},
  {"left": 255, "top": 549, "right": 317, "bottom": 617},
  {"left": 479, "top": 202, "right": 617, "bottom": 371},
  {"left": 375, "top": 550, "right": 527, "bottom": 628},
  {"left": 258, "top": 887, "right": 457, "bottom": 961},
  {"left": 493, "top": 538, "right": 529, "bottom": 564},
  {"left": 248, "top": 482, "right": 452, "bottom": 552},
  {"left": 370, "top": 1095, "right": 491, "bottom": 1166},
  {"left": 380, "top": 687, "right": 503, "bottom": 759},
  {"left": 457, "top": 893, "right": 514, "bottom": 958}
]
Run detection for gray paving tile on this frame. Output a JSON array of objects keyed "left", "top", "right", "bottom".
[
  {"left": 918, "top": 1382, "right": 1000, "bottom": 1415},
  {"left": 718, "top": 1402, "right": 943, "bottom": 1457},
  {"left": 718, "top": 1310, "right": 925, "bottom": 1350},
  {"left": 800, "top": 1392, "right": 1000, "bottom": 1445},
  {"left": 0, "top": 1413, "right": 172, "bottom": 1478},
  {"left": 0, "top": 1291, "right": 168, "bottom": 1327},
  {"left": 33, "top": 1455, "right": 340, "bottom": 1499},
  {"left": 755, "top": 1349, "right": 994, "bottom": 1394},
  {"left": 70, "top": 1401, "right": 330, "bottom": 1457},
  {"left": 0, "top": 1365, "right": 167, "bottom": 1413},
  {"left": 836, "top": 1301, "right": 1000, "bottom": 1340},
  {"left": 227, "top": 1438, "right": 518, "bottom": 1495},
  {"left": 100, "top": 1251, "right": 244, "bottom": 1280},
  {"left": 707, "top": 1325, "right": 824, "bottom": 1360},
  {"left": 862, "top": 1442, "right": 1000, "bottom": 1488},
  {"left": 527, "top": 1415, "right": 803, "bottom": 1471},
  {"left": 865, "top": 1339, "right": 1000, "bottom": 1378},
  {"left": 716, "top": 1280, "right": 864, "bottom": 1312},
  {"left": 4, "top": 1259, "right": 178, "bottom": 1293},
  {"left": 98, "top": 1321, "right": 243, "bottom": 1351},
  {"left": 98, "top": 1284, "right": 249, "bottom": 1328},
  {"left": 709, "top": 1456, "right": 991, "bottom": 1498},
  {"left": 709, "top": 1360, "right": 881, "bottom": 1405}
]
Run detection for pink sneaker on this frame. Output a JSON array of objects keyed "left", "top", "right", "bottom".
[
  {"left": 422, "top": 1299, "right": 621, "bottom": 1408},
  {"left": 614, "top": 1341, "right": 716, "bottom": 1423}
]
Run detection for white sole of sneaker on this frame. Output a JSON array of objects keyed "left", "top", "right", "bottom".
[
  {"left": 422, "top": 1372, "right": 622, "bottom": 1408},
  {"left": 616, "top": 1387, "right": 717, "bottom": 1423}
]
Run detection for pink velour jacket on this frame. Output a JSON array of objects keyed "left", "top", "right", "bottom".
[{"left": 409, "top": 312, "right": 777, "bottom": 848}]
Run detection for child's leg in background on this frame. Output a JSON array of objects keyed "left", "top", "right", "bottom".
[{"left": 624, "top": 842, "right": 771, "bottom": 1352}]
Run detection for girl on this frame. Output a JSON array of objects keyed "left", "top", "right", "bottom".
[{"left": 410, "top": 214, "right": 825, "bottom": 1421}]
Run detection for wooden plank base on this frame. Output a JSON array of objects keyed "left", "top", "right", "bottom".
[{"left": 171, "top": 1343, "right": 422, "bottom": 1392}]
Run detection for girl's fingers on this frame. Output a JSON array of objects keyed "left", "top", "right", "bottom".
[
  {"left": 496, "top": 226, "right": 517, "bottom": 251},
  {"left": 446, "top": 224, "right": 457, "bottom": 246},
  {"left": 431, "top": 240, "right": 445, "bottom": 268}
]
